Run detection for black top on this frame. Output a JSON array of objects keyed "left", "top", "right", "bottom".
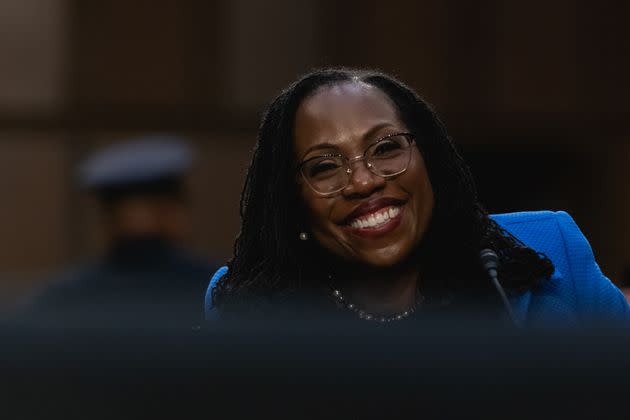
[{"left": 22, "top": 237, "right": 217, "bottom": 330}]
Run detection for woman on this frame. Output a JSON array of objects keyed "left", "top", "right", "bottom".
[{"left": 206, "top": 68, "right": 628, "bottom": 326}]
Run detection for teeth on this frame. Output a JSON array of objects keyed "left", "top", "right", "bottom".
[{"left": 349, "top": 206, "right": 401, "bottom": 229}]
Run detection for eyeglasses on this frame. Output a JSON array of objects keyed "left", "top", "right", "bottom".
[{"left": 298, "top": 133, "right": 415, "bottom": 196}]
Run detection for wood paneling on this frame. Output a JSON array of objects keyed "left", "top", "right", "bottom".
[
  {"left": 0, "top": 135, "right": 71, "bottom": 269},
  {"left": 71, "top": 0, "right": 227, "bottom": 107},
  {"left": 0, "top": 0, "right": 67, "bottom": 112}
]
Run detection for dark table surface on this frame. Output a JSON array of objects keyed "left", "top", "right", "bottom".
[{"left": 2, "top": 318, "right": 630, "bottom": 419}]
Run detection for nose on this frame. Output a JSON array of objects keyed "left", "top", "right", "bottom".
[{"left": 341, "top": 159, "right": 385, "bottom": 198}]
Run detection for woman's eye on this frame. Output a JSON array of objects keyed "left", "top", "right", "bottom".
[
  {"left": 309, "top": 161, "right": 340, "bottom": 177},
  {"left": 373, "top": 140, "right": 402, "bottom": 156}
]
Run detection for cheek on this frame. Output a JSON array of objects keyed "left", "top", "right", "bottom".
[
  {"left": 299, "top": 188, "right": 349, "bottom": 255},
  {"left": 404, "top": 153, "right": 435, "bottom": 229},
  {"left": 299, "top": 186, "right": 334, "bottom": 233},
  {"left": 404, "top": 151, "right": 433, "bottom": 195}
]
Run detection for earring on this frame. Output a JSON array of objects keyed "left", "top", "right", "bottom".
[{"left": 299, "top": 232, "right": 309, "bottom": 241}]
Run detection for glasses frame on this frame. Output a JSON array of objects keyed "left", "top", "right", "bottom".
[{"left": 298, "top": 132, "right": 416, "bottom": 197}]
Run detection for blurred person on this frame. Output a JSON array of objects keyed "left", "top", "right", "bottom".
[
  {"left": 24, "top": 136, "right": 218, "bottom": 329},
  {"left": 205, "top": 68, "right": 628, "bottom": 326}
]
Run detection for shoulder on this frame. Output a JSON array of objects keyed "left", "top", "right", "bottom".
[
  {"left": 490, "top": 210, "right": 600, "bottom": 282},
  {"left": 15, "top": 263, "right": 103, "bottom": 317},
  {"left": 490, "top": 210, "right": 590, "bottom": 270},
  {"left": 204, "top": 266, "right": 228, "bottom": 320},
  {"left": 491, "top": 211, "right": 629, "bottom": 324},
  {"left": 40, "top": 263, "right": 105, "bottom": 296}
]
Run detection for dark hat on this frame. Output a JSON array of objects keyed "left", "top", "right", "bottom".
[{"left": 78, "top": 136, "right": 194, "bottom": 190}]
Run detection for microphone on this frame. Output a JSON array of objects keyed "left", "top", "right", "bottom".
[{"left": 480, "top": 249, "right": 519, "bottom": 327}]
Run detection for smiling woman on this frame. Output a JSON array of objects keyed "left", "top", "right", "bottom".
[{"left": 206, "top": 68, "right": 629, "bottom": 326}]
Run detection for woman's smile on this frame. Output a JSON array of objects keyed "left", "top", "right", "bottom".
[{"left": 342, "top": 199, "right": 406, "bottom": 238}]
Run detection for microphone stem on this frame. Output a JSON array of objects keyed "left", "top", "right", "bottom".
[{"left": 489, "top": 270, "right": 519, "bottom": 327}]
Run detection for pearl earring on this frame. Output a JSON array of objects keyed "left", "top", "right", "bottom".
[{"left": 299, "top": 232, "right": 309, "bottom": 241}]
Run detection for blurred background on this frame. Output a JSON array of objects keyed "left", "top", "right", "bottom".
[{"left": 1, "top": 0, "right": 629, "bottom": 310}]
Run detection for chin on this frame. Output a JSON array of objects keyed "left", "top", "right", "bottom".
[
  {"left": 315, "top": 228, "right": 419, "bottom": 269},
  {"left": 355, "top": 246, "right": 415, "bottom": 269}
]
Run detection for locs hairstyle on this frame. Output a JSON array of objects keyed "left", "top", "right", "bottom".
[{"left": 213, "top": 68, "right": 553, "bottom": 311}]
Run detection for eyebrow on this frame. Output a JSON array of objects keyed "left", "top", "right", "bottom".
[{"left": 301, "top": 122, "right": 396, "bottom": 159}]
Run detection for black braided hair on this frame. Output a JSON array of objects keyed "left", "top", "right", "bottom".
[{"left": 213, "top": 68, "right": 554, "bottom": 313}]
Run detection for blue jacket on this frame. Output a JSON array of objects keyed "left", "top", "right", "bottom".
[
  {"left": 205, "top": 211, "right": 629, "bottom": 325},
  {"left": 492, "top": 211, "right": 628, "bottom": 325}
]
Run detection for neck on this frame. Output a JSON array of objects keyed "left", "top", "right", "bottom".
[{"left": 336, "top": 259, "right": 421, "bottom": 316}]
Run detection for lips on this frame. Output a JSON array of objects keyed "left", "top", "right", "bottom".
[
  {"left": 349, "top": 206, "right": 401, "bottom": 229},
  {"left": 340, "top": 197, "right": 407, "bottom": 239},
  {"left": 344, "top": 205, "right": 404, "bottom": 239},
  {"left": 343, "top": 197, "right": 407, "bottom": 225}
]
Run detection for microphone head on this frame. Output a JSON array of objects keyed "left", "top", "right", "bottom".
[{"left": 479, "top": 248, "right": 499, "bottom": 271}]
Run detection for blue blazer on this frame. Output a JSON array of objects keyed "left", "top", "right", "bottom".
[
  {"left": 205, "top": 211, "right": 629, "bottom": 325},
  {"left": 492, "top": 211, "right": 628, "bottom": 325}
]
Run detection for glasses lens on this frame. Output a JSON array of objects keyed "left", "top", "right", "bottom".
[
  {"left": 301, "top": 155, "right": 347, "bottom": 194},
  {"left": 367, "top": 135, "right": 412, "bottom": 176}
]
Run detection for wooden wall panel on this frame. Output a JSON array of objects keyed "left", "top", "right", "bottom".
[
  {"left": 71, "top": 0, "right": 227, "bottom": 107},
  {"left": 224, "top": 0, "right": 324, "bottom": 111},
  {"left": 0, "top": 134, "right": 71, "bottom": 307},
  {"left": 495, "top": 0, "right": 579, "bottom": 112},
  {"left": 321, "top": 0, "right": 451, "bottom": 110},
  {"left": 0, "top": 0, "right": 67, "bottom": 112}
]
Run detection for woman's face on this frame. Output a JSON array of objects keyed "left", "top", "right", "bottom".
[{"left": 293, "top": 81, "right": 434, "bottom": 268}]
